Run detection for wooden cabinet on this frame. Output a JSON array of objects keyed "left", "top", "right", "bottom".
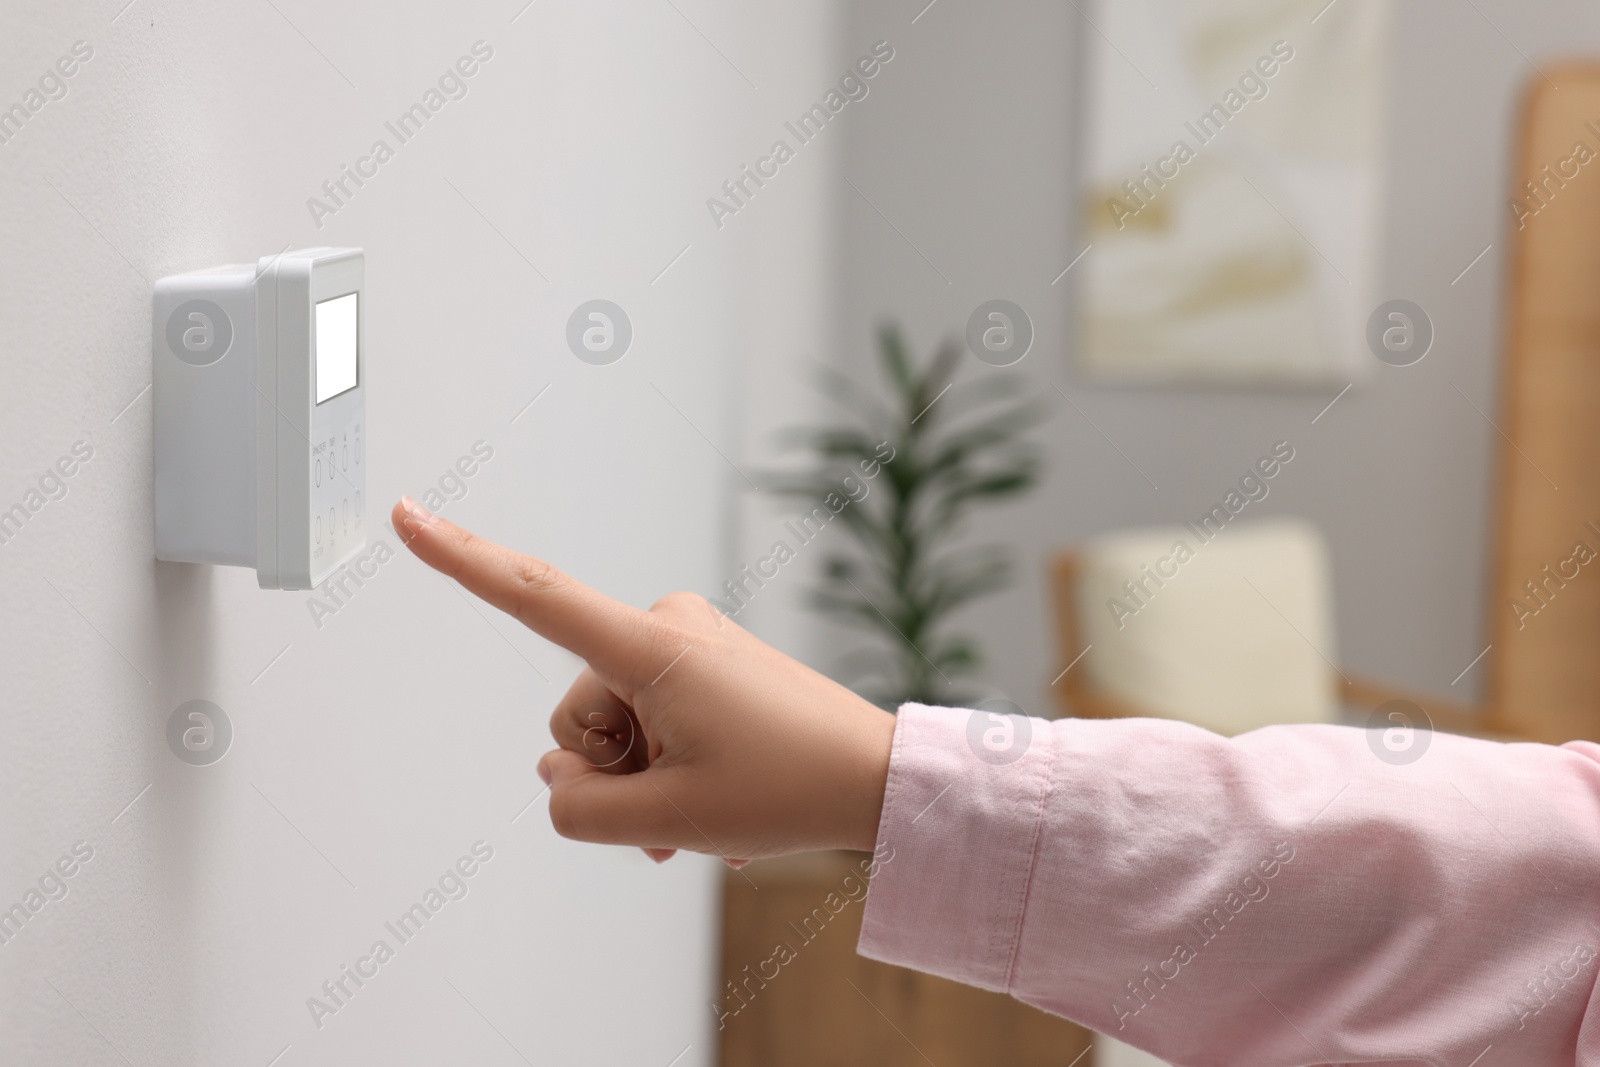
[{"left": 717, "top": 852, "right": 1095, "bottom": 1067}]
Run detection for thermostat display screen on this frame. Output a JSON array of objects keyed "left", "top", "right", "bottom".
[{"left": 315, "top": 293, "right": 359, "bottom": 404}]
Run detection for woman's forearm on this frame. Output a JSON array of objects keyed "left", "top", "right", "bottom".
[{"left": 860, "top": 705, "right": 1600, "bottom": 1066}]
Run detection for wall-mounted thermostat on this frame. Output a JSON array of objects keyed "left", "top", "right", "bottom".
[{"left": 154, "top": 247, "right": 366, "bottom": 590}]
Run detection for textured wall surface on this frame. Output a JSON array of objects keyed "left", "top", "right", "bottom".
[{"left": 0, "top": 1, "right": 812, "bottom": 1063}]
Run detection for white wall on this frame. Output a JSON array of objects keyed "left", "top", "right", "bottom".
[
  {"left": 721, "top": 6, "right": 845, "bottom": 667},
  {"left": 0, "top": 1, "right": 818, "bottom": 1063},
  {"left": 825, "top": 0, "right": 1600, "bottom": 721}
]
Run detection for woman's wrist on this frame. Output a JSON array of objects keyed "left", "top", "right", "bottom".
[{"left": 845, "top": 707, "right": 898, "bottom": 852}]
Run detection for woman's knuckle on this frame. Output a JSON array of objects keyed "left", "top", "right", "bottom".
[
  {"left": 650, "top": 590, "right": 706, "bottom": 615},
  {"left": 511, "top": 555, "right": 560, "bottom": 597}
]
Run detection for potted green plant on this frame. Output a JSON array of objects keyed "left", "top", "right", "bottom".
[{"left": 768, "top": 325, "right": 1044, "bottom": 708}]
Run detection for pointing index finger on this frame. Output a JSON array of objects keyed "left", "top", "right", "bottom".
[{"left": 393, "top": 497, "right": 653, "bottom": 674}]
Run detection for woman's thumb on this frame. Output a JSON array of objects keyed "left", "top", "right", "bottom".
[{"left": 536, "top": 749, "right": 684, "bottom": 849}]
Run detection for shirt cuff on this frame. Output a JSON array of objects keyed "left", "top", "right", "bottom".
[{"left": 856, "top": 702, "right": 1055, "bottom": 992}]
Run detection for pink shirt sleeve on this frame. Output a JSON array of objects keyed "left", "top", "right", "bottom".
[{"left": 857, "top": 704, "right": 1600, "bottom": 1066}]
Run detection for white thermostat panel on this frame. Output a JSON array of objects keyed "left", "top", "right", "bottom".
[{"left": 154, "top": 247, "right": 366, "bottom": 590}]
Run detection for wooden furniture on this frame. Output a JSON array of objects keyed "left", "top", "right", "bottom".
[
  {"left": 717, "top": 852, "right": 1094, "bottom": 1067},
  {"left": 1483, "top": 65, "right": 1600, "bottom": 744},
  {"left": 1052, "top": 67, "right": 1600, "bottom": 747}
]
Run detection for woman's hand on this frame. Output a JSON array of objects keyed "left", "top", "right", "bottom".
[{"left": 392, "top": 497, "right": 896, "bottom": 863}]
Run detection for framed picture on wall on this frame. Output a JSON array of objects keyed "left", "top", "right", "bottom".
[{"left": 1076, "top": 0, "right": 1392, "bottom": 385}]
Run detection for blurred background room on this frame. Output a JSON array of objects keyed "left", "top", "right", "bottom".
[{"left": 3, "top": 0, "right": 1599, "bottom": 1064}]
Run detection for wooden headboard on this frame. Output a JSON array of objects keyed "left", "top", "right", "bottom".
[{"left": 1484, "top": 65, "right": 1600, "bottom": 744}]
